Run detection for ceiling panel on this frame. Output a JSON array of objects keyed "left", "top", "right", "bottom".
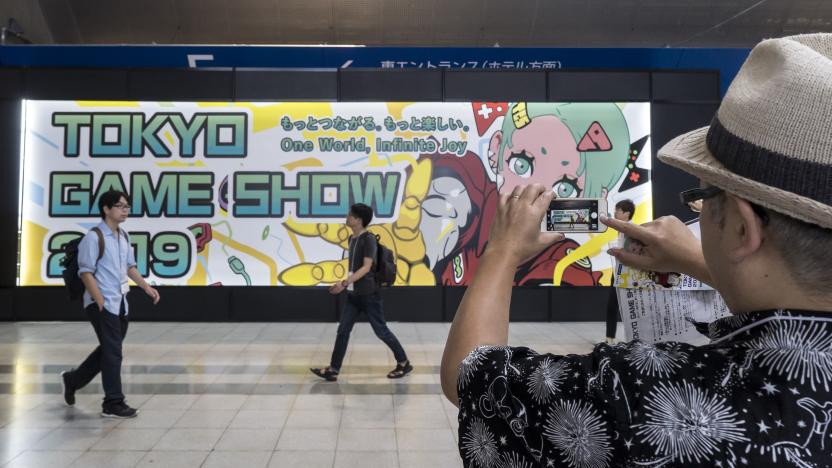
[{"left": 16, "top": 0, "right": 832, "bottom": 47}]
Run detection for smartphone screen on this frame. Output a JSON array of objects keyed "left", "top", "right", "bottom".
[{"left": 542, "top": 199, "right": 607, "bottom": 233}]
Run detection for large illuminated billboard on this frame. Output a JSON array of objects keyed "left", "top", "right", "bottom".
[{"left": 18, "top": 101, "right": 651, "bottom": 287}]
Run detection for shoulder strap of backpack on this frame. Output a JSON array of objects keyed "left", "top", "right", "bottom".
[{"left": 90, "top": 227, "right": 105, "bottom": 263}]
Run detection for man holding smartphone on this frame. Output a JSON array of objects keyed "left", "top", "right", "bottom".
[
  {"left": 442, "top": 35, "right": 832, "bottom": 466},
  {"left": 60, "top": 190, "right": 160, "bottom": 418}
]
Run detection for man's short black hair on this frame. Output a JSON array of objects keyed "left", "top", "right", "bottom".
[
  {"left": 99, "top": 190, "right": 130, "bottom": 219},
  {"left": 615, "top": 199, "right": 635, "bottom": 221},
  {"left": 349, "top": 203, "right": 373, "bottom": 228}
]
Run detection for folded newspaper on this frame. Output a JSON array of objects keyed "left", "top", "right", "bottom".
[{"left": 612, "top": 220, "right": 731, "bottom": 344}]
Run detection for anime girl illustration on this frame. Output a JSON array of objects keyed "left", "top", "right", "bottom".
[{"left": 420, "top": 102, "right": 632, "bottom": 285}]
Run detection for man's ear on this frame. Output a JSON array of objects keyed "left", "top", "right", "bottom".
[
  {"left": 488, "top": 131, "right": 503, "bottom": 173},
  {"left": 725, "top": 194, "right": 765, "bottom": 262}
]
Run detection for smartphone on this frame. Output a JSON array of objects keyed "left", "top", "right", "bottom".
[{"left": 540, "top": 198, "right": 608, "bottom": 233}]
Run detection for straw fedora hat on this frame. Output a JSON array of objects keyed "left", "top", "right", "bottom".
[{"left": 658, "top": 34, "right": 832, "bottom": 230}]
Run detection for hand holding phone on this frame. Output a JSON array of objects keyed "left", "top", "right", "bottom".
[{"left": 540, "top": 198, "right": 608, "bottom": 233}]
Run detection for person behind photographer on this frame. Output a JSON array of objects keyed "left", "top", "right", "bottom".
[
  {"left": 605, "top": 199, "right": 635, "bottom": 344},
  {"left": 441, "top": 34, "right": 832, "bottom": 466}
]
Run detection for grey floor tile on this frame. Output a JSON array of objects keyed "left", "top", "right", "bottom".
[
  {"left": 190, "top": 394, "right": 247, "bottom": 411},
  {"left": 67, "top": 450, "right": 145, "bottom": 468},
  {"left": 152, "top": 429, "right": 224, "bottom": 451},
  {"left": 334, "top": 450, "right": 399, "bottom": 468},
  {"left": 393, "top": 395, "right": 445, "bottom": 412},
  {"left": 268, "top": 450, "right": 334, "bottom": 468},
  {"left": 241, "top": 395, "right": 295, "bottom": 411},
  {"left": 396, "top": 428, "right": 458, "bottom": 451},
  {"left": 4, "top": 450, "right": 85, "bottom": 468},
  {"left": 116, "top": 409, "right": 185, "bottom": 429},
  {"left": 337, "top": 428, "right": 397, "bottom": 451},
  {"left": 139, "top": 394, "right": 199, "bottom": 410},
  {"left": 214, "top": 429, "right": 280, "bottom": 451},
  {"left": 229, "top": 410, "right": 288, "bottom": 429},
  {"left": 0, "top": 448, "right": 25, "bottom": 466},
  {"left": 4, "top": 410, "right": 72, "bottom": 429},
  {"left": 91, "top": 429, "right": 166, "bottom": 451},
  {"left": 398, "top": 451, "right": 464, "bottom": 468},
  {"left": 340, "top": 409, "right": 395, "bottom": 429},
  {"left": 394, "top": 409, "right": 452, "bottom": 429},
  {"left": 293, "top": 394, "right": 344, "bottom": 411},
  {"left": 276, "top": 428, "right": 338, "bottom": 451},
  {"left": 285, "top": 409, "right": 340, "bottom": 429},
  {"left": 343, "top": 394, "right": 393, "bottom": 410},
  {"left": 202, "top": 451, "right": 272, "bottom": 468},
  {"left": 135, "top": 451, "right": 209, "bottom": 468},
  {"left": 31, "top": 428, "right": 109, "bottom": 451},
  {"left": 173, "top": 409, "right": 237, "bottom": 429},
  {"left": 59, "top": 412, "right": 122, "bottom": 430},
  {"left": 0, "top": 428, "right": 54, "bottom": 454}
]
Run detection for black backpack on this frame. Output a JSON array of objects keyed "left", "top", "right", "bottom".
[
  {"left": 60, "top": 227, "right": 105, "bottom": 301},
  {"left": 373, "top": 234, "right": 397, "bottom": 287}
]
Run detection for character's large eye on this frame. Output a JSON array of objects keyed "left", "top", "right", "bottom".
[
  {"left": 553, "top": 175, "right": 582, "bottom": 199},
  {"left": 507, "top": 151, "right": 534, "bottom": 179}
]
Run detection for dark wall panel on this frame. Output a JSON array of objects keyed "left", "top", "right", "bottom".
[
  {"left": 444, "top": 70, "right": 547, "bottom": 101},
  {"left": 24, "top": 68, "right": 128, "bottom": 100},
  {"left": 550, "top": 286, "right": 608, "bottom": 321},
  {"left": 339, "top": 70, "right": 442, "bottom": 101},
  {"left": 376, "top": 287, "right": 443, "bottom": 322},
  {"left": 548, "top": 71, "right": 650, "bottom": 101},
  {"left": 443, "top": 287, "right": 466, "bottom": 322},
  {"left": 444, "top": 287, "right": 550, "bottom": 322},
  {"left": 0, "top": 288, "right": 12, "bottom": 320},
  {"left": 232, "top": 287, "right": 336, "bottom": 321},
  {"left": 128, "top": 69, "right": 234, "bottom": 101},
  {"left": 235, "top": 69, "right": 337, "bottom": 101},
  {"left": 651, "top": 102, "right": 720, "bottom": 221},
  {"left": 129, "top": 286, "right": 230, "bottom": 322},
  {"left": 14, "top": 287, "right": 85, "bottom": 321},
  {"left": 0, "top": 100, "right": 21, "bottom": 288},
  {"left": 0, "top": 68, "right": 24, "bottom": 99},
  {"left": 651, "top": 72, "right": 720, "bottom": 102}
]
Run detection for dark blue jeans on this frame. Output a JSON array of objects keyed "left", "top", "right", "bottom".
[
  {"left": 67, "top": 299, "right": 128, "bottom": 409},
  {"left": 330, "top": 292, "right": 408, "bottom": 371}
]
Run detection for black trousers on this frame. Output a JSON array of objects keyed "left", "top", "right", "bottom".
[
  {"left": 605, "top": 286, "right": 620, "bottom": 339},
  {"left": 66, "top": 299, "right": 129, "bottom": 408}
]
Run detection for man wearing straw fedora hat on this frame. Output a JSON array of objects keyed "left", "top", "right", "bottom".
[{"left": 441, "top": 34, "right": 832, "bottom": 467}]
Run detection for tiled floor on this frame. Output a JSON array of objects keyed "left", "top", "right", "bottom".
[{"left": 0, "top": 321, "right": 620, "bottom": 467}]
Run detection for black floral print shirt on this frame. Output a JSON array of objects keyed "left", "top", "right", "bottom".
[{"left": 456, "top": 310, "right": 832, "bottom": 468}]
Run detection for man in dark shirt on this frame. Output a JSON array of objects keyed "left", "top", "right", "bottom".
[
  {"left": 441, "top": 34, "right": 832, "bottom": 467},
  {"left": 311, "top": 203, "right": 412, "bottom": 382}
]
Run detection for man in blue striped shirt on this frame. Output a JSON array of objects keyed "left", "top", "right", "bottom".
[{"left": 61, "top": 190, "right": 160, "bottom": 418}]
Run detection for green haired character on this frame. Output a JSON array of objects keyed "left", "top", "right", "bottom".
[{"left": 488, "top": 102, "right": 630, "bottom": 199}]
